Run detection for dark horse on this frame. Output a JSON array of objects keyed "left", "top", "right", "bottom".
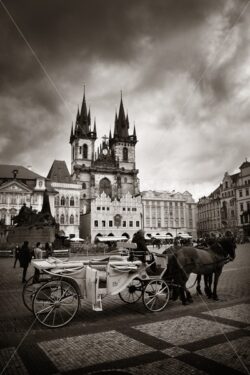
[{"left": 166, "top": 237, "right": 236, "bottom": 304}]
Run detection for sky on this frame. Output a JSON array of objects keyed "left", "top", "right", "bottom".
[{"left": 0, "top": 0, "right": 250, "bottom": 201}]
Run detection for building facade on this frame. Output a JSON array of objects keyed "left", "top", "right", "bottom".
[
  {"left": 0, "top": 164, "right": 56, "bottom": 242},
  {"left": 141, "top": 190, "right": 197, "bottom": 238},
  {"left": 47, "top": 160, "right": 81, "bottom": 238},
  {"left": 197, "top": 160, "right": 250, "bottom": 239},
  {"left": 70, "top": 91, "right": 142, "bottom": 242}
]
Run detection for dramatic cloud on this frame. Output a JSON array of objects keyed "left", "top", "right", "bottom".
[{"left": 0, "top": 0, "right": 249, "bottom": 200}]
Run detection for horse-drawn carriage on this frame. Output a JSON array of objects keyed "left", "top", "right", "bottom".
[
  {"left": 23, "top": 243, "right": 171, "bottom": 328},
  {"left": 22, "top": 236, "right": 236, "bottom": 328}
]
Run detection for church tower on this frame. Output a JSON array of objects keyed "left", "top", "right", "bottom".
[
  {"left": 70, "top": 88, "right": 97, "bottom": 176},
  {"left": 109, "top": 95, "right": 137, "bottom": 171}
]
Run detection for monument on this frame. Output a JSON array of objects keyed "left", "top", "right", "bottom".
[{"left": 8, "top": 190, "right": 57, "bottom": 245}]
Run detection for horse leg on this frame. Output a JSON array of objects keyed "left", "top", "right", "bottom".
[
  {"left": 204, "top": 275, "right": 212, "bottom": 298},
  {"left": 212, "top": 269, "right": 222, "bottom": 300},
  {"left": 196, "top": 274, "right": 202, "bottom": 295},
  {"left": 185, "top": 288, "right": 193, "bottom": 303},
  {"left": 180, "top": 286, "right": 188, "bottom": 305}
]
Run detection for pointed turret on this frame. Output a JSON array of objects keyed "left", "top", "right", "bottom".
[
  {"left": 80, "top": 91, "right": 88, "bottom": 126},
  {"left": 93, "top": 118, "right": 97, "bottom": 137},
  {"left": 70, "top": 123, "right": 74, "bottom": 144},
  {"left": 76, "top": 107, "right": 80, "bottom": 123},
  {"left": 88, "top": 108, "right": 91, "bottom": 126},
  {"left": 133, "top": 124, "right": 137, "bottom": 138},
  {"left": 114, "top": 112, "right": 118, "bottom": 138}
]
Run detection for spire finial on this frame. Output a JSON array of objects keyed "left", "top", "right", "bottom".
[{"left": 120, "top": 90, "right": 122, "bottom": 100}]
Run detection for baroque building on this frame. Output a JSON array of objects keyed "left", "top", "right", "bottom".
[
  {"left": 0, "top": 164, "right": 56, "bottom": 242},
  {"left": 70, "top": 91, "right": 142, "bottom": 241},
  {"left": 141, "top": 190, "right": 197, "bottom": 238},
  {"left": 197, "top": 160, "right": 250, "bottom": 240}
]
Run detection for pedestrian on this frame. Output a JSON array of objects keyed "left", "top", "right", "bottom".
[
  {"left": 33, "top": 242, "right": 43, "bottom": 283},
  {"left": 44, "top": 242, "right": 53, "bottom": 258},
  {"left": 19, "top": 241, "right": 31, "bottom": 283},
  {"left": 13, "top": 244, "right": 20, "bottom": 268}
]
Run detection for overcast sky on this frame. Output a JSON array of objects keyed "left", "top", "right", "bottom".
[{"left": 0, "top": 0, "right": 249, "bottom": 201}]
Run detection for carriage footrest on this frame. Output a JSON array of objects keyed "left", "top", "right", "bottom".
[{"left": 92, "top": 299, "right": 103, "bottom": 311}]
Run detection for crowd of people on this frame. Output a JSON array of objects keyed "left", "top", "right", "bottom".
[{"left": 13, "top": 241, "right": 53, "bottom": 283}]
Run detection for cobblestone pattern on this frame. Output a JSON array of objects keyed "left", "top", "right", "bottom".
[
  {"left": 202, "top": 303, "right": 250, "bottom": 324},
  {"left": 0, "top": 347, "right": 28, "bottom": 375},
  {"left": 196, "top": 336, "right": 250, "bottom": 374},
  {"left": 39, "top": 330, "right": 155, "bottom": 372},
  {"left": 125, "top": 358, "right": 206, "bottom": 375},
  {"left": 162, "top": 347, "right": 190, "bottom": 358},
  {"left": 133, "top": 316, "right": 237, "bottom": 346}
]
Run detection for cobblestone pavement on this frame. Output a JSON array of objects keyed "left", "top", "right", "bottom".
[{"left": 0, "top": 244, "right": 250, "bottom": 375}]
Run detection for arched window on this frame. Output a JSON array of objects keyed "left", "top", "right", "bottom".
[
  {"left": 70, "top": 197, "right": 74, "bottom": 206},
  {"left": 83, "top": 144, "right": 88, "bottom": 159},
  {"left": 123, "top": 147, "right": 128, "bottom": 161},
  {"left": 55, "top": 196, "right": 59, "bottom": 206},
  {"left": 70, "top": 214, "right": 74, "bottom": 224},
  {"left": 82, "top": 182, "right": 86, "bottom": 189},
  {"left": 60, "top": 214, "right": 65, "bottom": 224},
  {"left": 61, "top": 196, "right": 65, "bottom": 206},
  {"left": 99, "top": 178, "right": 112, "bottom": 197}
]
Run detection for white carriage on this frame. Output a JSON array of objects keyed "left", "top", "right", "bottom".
[{"left": 23, "top": 244, "right": 170, "bottom": 328}]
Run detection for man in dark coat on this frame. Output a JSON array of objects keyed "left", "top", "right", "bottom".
[
  {"left": 132, "top": 230, "right": 148, "bottom": 263},
  {"left": 19, "top": 241, "right": 31, "bottom": 283}
]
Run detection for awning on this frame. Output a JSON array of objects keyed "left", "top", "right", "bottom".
[
  {"left": 70, "top": 237, "right": 85, "bottom": 242},
  {"left": 178, "top": 233, "right": 192, "bottom": 239},
  {"left": 96, "top": 236, "right": 128, "bottom": 242},
  {"left": 152, "top": 235, "right": 173, "bottom": 240}
]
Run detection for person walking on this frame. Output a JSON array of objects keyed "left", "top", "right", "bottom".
[
  {"left": 19, "top": 241, "right": 31, "bottom": 283},
  {"left": 33, "top": 242, "right": 43, "bottom": 283},
  {"left": 13, "top": 244, "right": 20, "bottom": 268}
]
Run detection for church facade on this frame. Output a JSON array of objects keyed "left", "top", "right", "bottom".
[{"left": 70, "top": 91, "right": 142, "bottom": 241}]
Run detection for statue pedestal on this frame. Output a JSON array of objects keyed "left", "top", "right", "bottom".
[{"left": 8, "top": 226, "right": 55, "bottom": 246}]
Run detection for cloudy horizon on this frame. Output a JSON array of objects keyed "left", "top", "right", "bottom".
[{"left": 0, "top": 0, "right": 249, "bottom": 201}]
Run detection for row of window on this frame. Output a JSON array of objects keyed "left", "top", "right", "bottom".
[
  {"left": 57, "top": 214, "right": 78, "bottom": 225},
  {"left": 145, "top": 201, "right": 184, "bottom": 207},
  {"left": 96, "top": 206, "right": 137, "bottom": 212},
  {"left": 239, "top": 188, "right": 249, "bottom": 197},
  {"left": 0, "top": 194, "right": 30, "bottom": 205},
  {"left": 94, "top": 220, "right": 140, "bottom": 228},
  {"left": 240, "top": 202, "right": 250, "bottom": 211},
  {"left": 55, "top": 196, "right": 79, "bottom": 207}
]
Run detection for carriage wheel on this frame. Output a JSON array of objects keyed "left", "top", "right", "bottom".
[
  {"left": 32, "top": 279, "right": 80, "bottom": 328},
  {"left": 119, "top": 278, "right": 143, "bottom": 304},
  {"left": 142, "top": 279, "right": 170, "bottom": 312},
  {"left": 22, "top": 274, "right": 52, "bottom": 312}
]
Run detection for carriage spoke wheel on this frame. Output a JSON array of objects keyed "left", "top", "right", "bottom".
[
  {"left": 143, "top": 279, "right": 170, "bottom": 312},
  {"left": 22, "top": 276, "right": 36, "bottom": 312},
  {"left": 119, "top": 278, "right": 143, "bottom": 304},
  {"left": 32, "top": 280, "right": 80, "bottom": 328},
  {"left": 22, "top": 275, "right": 53, "bottom": 312}
]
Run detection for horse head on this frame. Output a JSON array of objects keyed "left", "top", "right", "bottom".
[{"left": 219, "top": 237, "right": 236, "bottom": 261}]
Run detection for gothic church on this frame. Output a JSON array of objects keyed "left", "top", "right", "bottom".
[{"left": 70, "top": 90, "right": 142, "bottom": 241}]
